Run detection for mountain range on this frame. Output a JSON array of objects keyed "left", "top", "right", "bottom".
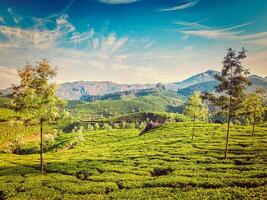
[
  {"left": 1, "top": 70, "right": 266, "bottom": 100},
  {"left": 175, "top": 72, "right": 267, "bottom": 97},
  {"left": 56, "top": 70, "right": 266, "bottom": 100},
  {"left": 56, "top": 81, "right": 155, "bottom": 100}
]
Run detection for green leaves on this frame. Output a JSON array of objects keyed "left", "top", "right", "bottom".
[
  {"left": 214, "top": 48, "right": 251, "bottom": 117},
  {"left": 11, "top": 59, "right": 63, "bottom": 122},
  {"left": 241, "top": 89, "right": 265, "bottom": 125},
  {"left": 184, "top": 91, "right": 209, "bottom": 121}
]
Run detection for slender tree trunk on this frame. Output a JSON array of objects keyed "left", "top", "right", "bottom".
[
  {"left": 224, "top": 89, "right": 232, "bottom": 159},
  {"left": 40, "top": 119, "right": 44, "bottom": 174},
  {"left": 252, "top": 122, "right": 255, "bottom": 135},
  {"left": 192, "top": 114, "right": 196, "bottom": 143},
  {"left": 252, "top": 114, "right": 256, "bottom": 135},
  {"left": 224, "top": 113, "right": 231, "bottom": 159}
]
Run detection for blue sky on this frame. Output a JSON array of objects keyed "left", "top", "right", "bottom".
[{"left": 0, "top": 0, "right": 267, "bottom": 88}]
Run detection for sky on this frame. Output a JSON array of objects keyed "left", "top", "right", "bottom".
[{"left": 0, "top": 0, "right": 267, "bottom": 88}]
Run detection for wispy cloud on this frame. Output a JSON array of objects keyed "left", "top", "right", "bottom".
[
  {"left": 0, "top": 14, "right": 75, "bottom": 49},
  {"left": 0, "top": 9, "right": 132, "bottom": 53},
  {"left": 0, "top": 9, "right": 160, "bottom": 87},
  {"left": 178, "top": 21, "right": 267, "bottom": 46},
  {"left": 69, "top": 28, "right": 95, "bottom": 45},
  {"left": 158, "top": 0, "right": 199, "bottom": 12},
  {"left": 98, "top": 0, "right": 139, "bottom": 4},
  {"left": 174, "top": 18, "right": 209, "bottom": 30}
]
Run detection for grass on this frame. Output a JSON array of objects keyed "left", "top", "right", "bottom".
[
  {"left": 0, "top": 122, "right": 266, "bottom": 199},
  {"left": 0, "top": 121, "right": 57, "bottom": 154},
  {"left": 0, "top": 108, "right": 29, "bottom": 122}
]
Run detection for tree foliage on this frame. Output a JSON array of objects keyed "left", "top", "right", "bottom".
[
  {"left": 242, "top": 89, "right": 265, "bottom": 134},
  {"left": 202, "top": 48, "right": 251, "bottom": 158},
  {"left": 214, "top": 48, "right": 251, "bottom": 118},
  {"left": 11, "top": 60, "right": 64, "bottom": 121},
  {"left": 184, "top": 91, "right": 209, "bottom": 121},
  {"left": 184, "top": 91, "right": 208, "bottom": 142},
  {"left": 10, "top": 59, "right": 64, "bottom": 174}
]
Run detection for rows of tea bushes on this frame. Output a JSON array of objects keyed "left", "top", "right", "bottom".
[{"left": 0, "top": 122, "right": 266, "bottom": 199}]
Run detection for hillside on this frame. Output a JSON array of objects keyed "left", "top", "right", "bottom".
[
  {"left": 247, "top": 75, "right": 267, "bottom": 92},
  {"left": 0, "top": 122, "right": 266, "bottom": 199},
  {"left": 177, "top": 75, "right": 267, "bottom": 97},
  {"left": 177, "top": 81, "right": 218, "bottom": 97},
  {"left": 67, "top": 95, "right": 184, "bottom": 119}
]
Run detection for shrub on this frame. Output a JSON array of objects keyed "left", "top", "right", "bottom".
[
  {"left": 113, "top": 123, "right": 120, "bottom": 129},
  {"left": 121, "top": 121, "right": 127, "bottom": 129},
  {"left": 139, "top": 122, "right": 146, "bottom": 129},
  {"left": 87, "top": 124, "right": 94, "bottom": 131},
  {"left": 127, "top": 123, "right": 136, "bottom": 129},
  {"left": 77, "top": 126, "right": 84, "bottom": 133},
  {"left": 76, "top": 170, "right": 93, "bottom": 180},
  {"left": 103, "top": 123, "right": 112, "bottom": 130},
  {"left": 94, "top": 123, "right": 100, "bottom": 130}
]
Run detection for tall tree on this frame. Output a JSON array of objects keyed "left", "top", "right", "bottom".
[
  {"left": 11, "top": 59, "right": 64, "bottom": 174},
  {"left": 242, "top": 89, "right": 265, "bottom": 135},
  {"left": 184, "top": 91, "right": 209, "bottom": 142},
  {"left": 204, "top": 48, "right": 251, "bottom": 159}
]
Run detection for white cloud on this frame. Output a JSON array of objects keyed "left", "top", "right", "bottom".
[
  {"left": 181, "top": 29, "right": 267, "bottom": 46},
  {"left": 181, "top": 29, "right": 243, "bottom": 40},
  {"left": 0, "top": 14, "right": 77, "bottom": 49},
  {"left": 158, "top": 0, "right": 199, "bottom": 12},
  {"left": 0, "top": 12, "right": 161, "bottom": 86},
  {"left": 111, "top": 37, "right": 128, "bottom": 52},
  {"left": 98, "top": 0, "right": 139, "bottom": 4},
  {"left": 103, "top": 33, "right": 116, "bottom": 48},
  {"left": 179, "top": 22, "right": 267, "bottom": 46},
  {"left": 174, "top": 18, "right": 209, "bottom": 29},
  {"left": 70, "top": 28, "right": 95, "bottom": 45},
  {"left": 92, "top": 38, "right": 100, "bottom": 50}
]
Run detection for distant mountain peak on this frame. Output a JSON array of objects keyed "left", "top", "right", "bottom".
[
  {"left": 166, "top": 70, "right": 219, "bottom": 90},
  {"left": 248, "top": 75, "right": 264, "bottom": 79},
  {"left": 203, "top": 70, "right": 219, "bottom": 76}
]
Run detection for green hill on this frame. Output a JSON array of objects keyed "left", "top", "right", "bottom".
[
  {"left": 68, "top": 95, "right": 184, "bottom": 120},
  {"left": 0, "top": 122, "right": 266, "bottom": 199}
]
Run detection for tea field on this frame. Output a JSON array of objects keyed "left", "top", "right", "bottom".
[{"left": 0, "top": 122, "right": 266, "bottom": 199}]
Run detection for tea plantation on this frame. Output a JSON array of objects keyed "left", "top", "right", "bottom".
[{"left": 0, "top": 122, "right": 266, "bottom": 199}]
